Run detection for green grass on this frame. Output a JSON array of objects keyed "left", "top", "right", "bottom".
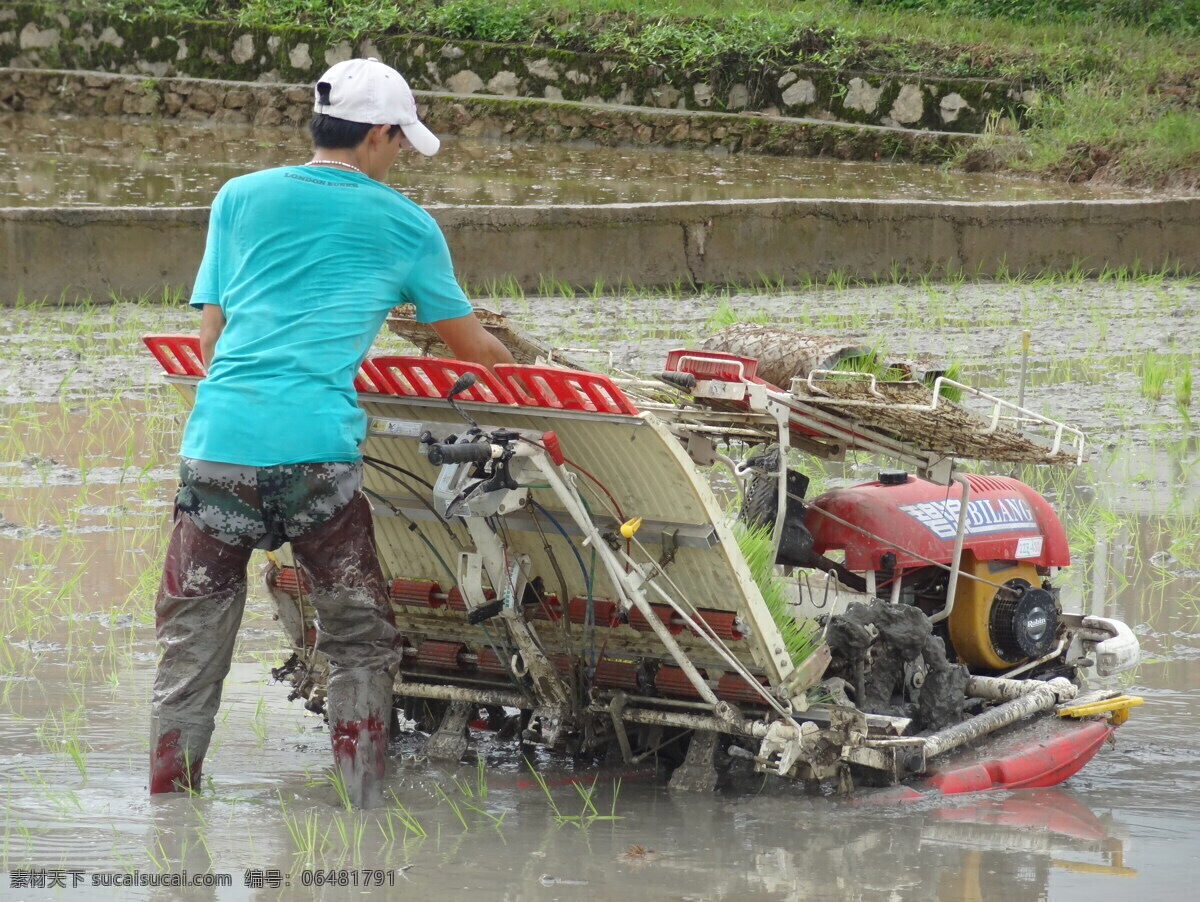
[
  {"left": 79, "top": 0, "right": 1198, "bottom": 79},
  {"left": 58, "top": 0, "right": 1198, "bottom": 188},
  {"left": 981, "top": 65, "right": 1200, "bottom": 186},
  {"left": 854, "top": 0, "right": 1197, "bottom": 36}
]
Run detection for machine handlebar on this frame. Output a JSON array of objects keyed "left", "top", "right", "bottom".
[{"left": 427, "top": 441, "right": 495, "bottom": 466}]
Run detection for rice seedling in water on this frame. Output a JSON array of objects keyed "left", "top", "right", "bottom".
[
  {"left": 443, "top": 762, "right": 506, "bottom": 828},
  {"left": 282, "top": 807, "right": 333, "bottom": 860},
  {"left": 432, "top": 782, "right": 469, "bottom": 830},
  {"left": 523, "top": 760, "right": 622, "bottom": 830},
  {"left": 1176, "top": 362, "right": 1193, "bottom": 411},
  {"left": 250, "top": 696, "right": 269, "bottom": 743},
  {"left": 1140, "top": 351, "right": 1170, "bottom": 400},
  {"left": 383, "top": 790, "right": 428, "bottom": 839},
  {"left": 329, "top": 811, "right": 368, "bottom": 865}
]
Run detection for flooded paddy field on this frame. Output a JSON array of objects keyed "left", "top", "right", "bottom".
[
  {"left": 1, "top": 275, "right": 1197, "bottom": 901},
  {"left": 0, "top": 112, "right": 1151, "bottom": 208}
]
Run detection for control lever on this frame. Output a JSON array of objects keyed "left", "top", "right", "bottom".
[{"left": 446, "top": 371, "right": 480, "bottom": 428}]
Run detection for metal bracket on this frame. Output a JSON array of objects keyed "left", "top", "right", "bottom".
[
  {"left": 668, "top": 730, "right": 722, "bottom": 792},
  {"left": 684, "top": 433, "right": 717, "bottom": 466},
  {"left": 658, "top": 527, "right": 679, "bottom": 568},
  {"left": 849, "top": 737, "right": 926, "bottom": 781},
  {"left": 459, "top": 518, "right": 573, "bottom": 711},
  {"left": 608, "top": 691, "right": 635, "bottom": 764},
  {"left": 756, "top": 719, "right": 820, "bottom": 778},
  {"left": 455, "top": 551, "right": 490, "bottom": 615},
  {"left": 524, "top": 706, "right": 569, "bottom": 749},
  {"left": 424, "top": 700, "right": 474, "bottom": 762}
]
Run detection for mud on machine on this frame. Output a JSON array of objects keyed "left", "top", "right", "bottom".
[{"left": 143, "top": 312, "right": 1141, "bottom": 794}]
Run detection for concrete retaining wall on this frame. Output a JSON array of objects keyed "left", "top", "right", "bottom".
[{"left": 3, "top": 199, "right": 1196, "bottom": 304}]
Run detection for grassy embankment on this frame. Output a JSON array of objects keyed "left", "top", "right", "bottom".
[{"left": 77, "top": 0, "right": 1199, "bottom": 190}]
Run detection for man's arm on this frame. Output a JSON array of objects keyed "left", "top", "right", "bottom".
[
  {"left": 199, "top": 303, "right": 225, "bottom": 368},
  {"left": 431, "top": 313, "right": 515, "bottom": 370}
]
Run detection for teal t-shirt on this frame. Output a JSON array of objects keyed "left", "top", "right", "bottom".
[{"left": 181, "top": 165, "right": 473, "bottom": 466}]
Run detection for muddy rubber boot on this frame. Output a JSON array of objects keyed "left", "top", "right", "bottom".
[
  {"left": 327, "top": 667, "right": 394, "bottom": 808},
  {"left": 150, "top": 587, "right": 247, "bottom": 795},
  {"left": 293, "top": 494, "right": 402, "bottom": 809},
  {"left": 149, "top": 719, "right": 210, "bottom": 795}
]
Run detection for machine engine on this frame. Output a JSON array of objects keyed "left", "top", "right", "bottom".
[{"left": 804, "top": 471, "right": 1069, "bottom": 671}]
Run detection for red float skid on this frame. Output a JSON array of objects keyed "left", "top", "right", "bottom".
[
  {"left": 873, "top": 719, "right": 1116, "bottom": 800},
  {"left": 925, "top": 719, "right": 1114, "bottom": 793}
]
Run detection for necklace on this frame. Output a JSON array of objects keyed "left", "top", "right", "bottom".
[{"left": 306, "top": 159, "right": 365, "bottom": 175}]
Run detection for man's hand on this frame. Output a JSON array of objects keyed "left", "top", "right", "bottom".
[
  {"left": 199, "top": 303, "right": 226, "bottom": 368},
  {"left": 432, "top": 313, "right": 516, "bottom": 370}
]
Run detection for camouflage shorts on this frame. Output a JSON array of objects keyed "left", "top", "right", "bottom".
[{"left": 175, "top": 458, "right": 363, "bottom": 551}]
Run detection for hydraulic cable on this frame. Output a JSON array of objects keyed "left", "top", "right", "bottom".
[
  {"left": 477, "top": 619, "right": 536, "bottom": 707},
  {"left": 528, "top": 500, "right": 592, "bottom": 598},
  {"left": 363, "top": 487, "right": 458, "bottom": 582},
  {"left": 517, "top": 434, "right": 631, "bottom": 565},
  {"left": 527, "top": 502, "right": 588, "bottom": 704},
  {"left": 363, "top": 456, "right": 467, "bottom": 549},
  {"left": 518, "top": 436, "right": 626, "bottom": 524},
  {"left": 362, "top": 454, "right": 437, "bottom": 490},
  {"left": 264, "top": 549, "right": 316, "bottom": 668},
  {"left": 526, "top": 503, "right": 576, "bottom": 647},
  {"left": 586, "top": 546, "right": 598, "bottom": 672},
  {"left": 529, "top": 499, "right": 598, "bottom": 671}
]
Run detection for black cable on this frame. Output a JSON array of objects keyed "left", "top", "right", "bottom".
[
  {"left": 527, "top": 505, "right": 574, "bottom": 642},
  {"left": 528, "top": 501, "right": 591, "bottom": 595},
  {"left": 362, "top": 487, "right": 457, "bottom": 582},
  {"left": 362, "top": 456, "right": 467, "bottom": 549},
  {"left": 362, "top": 454, "right": 436, "bottom": 490},
  {"left": 529, "top": 499, "right": 599, "bottom": 675},
  {"left": 526, "top": 504, "right": 584, "bottom": 703}
]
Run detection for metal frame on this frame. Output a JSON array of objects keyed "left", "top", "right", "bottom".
[{"left": 159, "top": 341, "right": 1134, "bottom": 788}]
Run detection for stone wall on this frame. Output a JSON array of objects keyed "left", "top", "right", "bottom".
[
  {"left": 0, "top": 3, "right": 1033, "bottom": 134},
  {"left": 0, "top": 67, "right": 968, "bottom": 161},
  {"left": 4, "top": 200, "right": 1196, "bottom": 304}
]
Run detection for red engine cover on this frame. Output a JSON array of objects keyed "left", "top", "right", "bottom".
[{"left": 805, "top": 473, "right": 1069, "bottom": 571}]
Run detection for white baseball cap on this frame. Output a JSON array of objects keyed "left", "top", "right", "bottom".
[{"left": 313, "top": 58, "right": 440, "bottom": 156}]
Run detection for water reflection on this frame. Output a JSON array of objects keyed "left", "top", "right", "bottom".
[{"left": 0, "top": 113, "right": 1148, "bottom": 209}]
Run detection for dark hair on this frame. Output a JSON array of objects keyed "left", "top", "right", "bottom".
[{"left": 309, "top": 114, "right": 403, "bottom": 149}]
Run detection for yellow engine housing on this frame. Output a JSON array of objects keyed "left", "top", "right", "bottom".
[{"left": 948, "top": 552, "right": 1042, "bottom": 670}]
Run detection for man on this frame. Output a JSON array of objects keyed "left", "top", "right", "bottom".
[{"left": 150, "top": 58, "right": 513, "bottom": 807}]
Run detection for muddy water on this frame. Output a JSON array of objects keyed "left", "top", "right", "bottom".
[
  {"left": 1, "top": 281, "right": 1198, "bottom": 900},
  {"left": 0, "top": 113, "right": 1151, "bottom": 208}
]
